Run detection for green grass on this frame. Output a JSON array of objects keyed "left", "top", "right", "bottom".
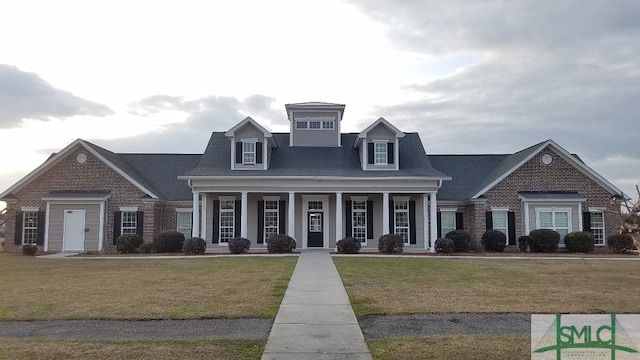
[
  {"left": 368, "top": 335, "right": 530, "bottom": 360},
  {"left": 0, "top": 253, "right": 297, "bottom": 320},
  {"left": 0, "top": 339, "right": 265, "bottom": 360},
  {"left": 334, "top": 257, "right": 640, "bottom": 315}
]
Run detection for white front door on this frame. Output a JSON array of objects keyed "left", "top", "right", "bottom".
[{"left": 63, "top": 210, "right": 85, "bottom": 252}]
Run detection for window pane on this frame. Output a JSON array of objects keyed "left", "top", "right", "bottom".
[
  {"left": 177, "top": 212, "right": 192, "bottom": 237},
  {"left": 122, "top": 211, "right": 137, "bottom": 235},
  {"left": 555, "top": 212, "right": 569, "bottom": 227},
  {"left": 243, "top": 142, "right": 255, "bottom": 164},
  {"left": 441, "top": 212, "right": 456, "bottom": 236},
  {"left": 492, "top": 211, "right": 508, "bottom": 235},
  {"left": 322, "top": 121, "right": 334, "bottom": 129},
  {"left": 23, "top": 211, "right": 39, "bottom": 245},
  {"left": 296, "top": 121, "right": 308, "bottom": 129},
  {"left": 374, "top": 142, "right": 387, "bottom": 164},
  {"left": 309, "top": 121, "right": 321, "bottom": 129},
  {"left": 539, "top": 212, "right": 553, "bottom": 228},
  {"left": 590, "top": 212, "right": 604, "bottom": 245}
]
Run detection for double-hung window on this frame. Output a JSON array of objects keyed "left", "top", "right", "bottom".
[
  {"left": 352, "top": 201, "right": 367, "bottom": 243},
  {"left": 243, "top": 141, "right": 256, "bottom": 164},
  {"left": 394, "top": 200, "right": 409, "bottom": 243},
  {"left": 121, "top": 211, "right": 138, "bottom": 235},
  {"left": 22, "top": 211, "right": 39, "bottom": 245},
  {"left": 176, "top": 211, "right": 192, "bottom": 238},
  {"left": 590, "top": 211, "right": 605, "bottom": 245},
  {"left": 264, "top": 200, "right": 279, "bottom": 243},
  {"left": 219, "top": 200, "right": 235, "bottom": 244},
  {"left": 492, "top": 211, "right": 508, "bottom": 236},
  {"left": 440, "top": 211, "right": 456, "bottom": 236},
  {"left": 537, "top": 208, "right": 571, "bottom": 242},
  {"left": 374, "top": 142, "right": 388, "bottom": 165}
]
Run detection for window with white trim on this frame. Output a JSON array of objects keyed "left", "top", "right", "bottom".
[
  {"left": 176, "top": 211, "right": 192, "bottom": 238},
  {"left": 322, "top": 121, "right": 334, "bottom": 129},
  {"left": 121, "top": 211, "right": 138, "bottom": 235},
  {"left": 242, "top": 141, "right": 256, "bottom": 164},
  {"left": 308, "top": 201, "right": 323, "bottom": 211},
  {"left": 309, "top": 121, "right": 321, "bottom": 129},
  {"left": 22, "top": 211, "right": 39, "bottom": 245},
  {"left": 441, "top": 211, "right": 456, "bottom": 236},
  {"left": 264, "top": 200, "right": 279, "bottom": 242},
  {"left": 352, "top": 201, "right": 367, "bottom": 243},
  {"left": 537, "top": 208, "right": 571, "bottom": 240},
  {"left": 492, "top": 211, "right": 508, "bottom": 236},
  {"left": 590, "top": 211, "right": 605, "bottom": 245},
  {"left": 394, "top": 200, "right": 409, "bottom": 243},
  {"left": 374, "top": 142, "right": 387, "bottom": 165},
  {"left": 296, "top": 121, "right": 308, "bottom": 129},
  {"left": 219, "top": 200, "right": 235, "bottom": 243}
]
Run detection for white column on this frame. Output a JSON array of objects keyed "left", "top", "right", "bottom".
[
  {"left": 578, "top": 202, "right": 583, "bottom": 231},
  {"left": 383, "top": 192, "right": 390, "bottom": 234},
  {"left": 430, "top": 192, "right": 437, "bottom": 252},
  {"left": 524, "top": 201, "right": 530, "bottom": 234},
  {"left": 335, "top": 192, "right": 343, "bottom": 244},
  {"left": 288, "top": 192, "right": 295, "bottom": 237},
  {"left": 241, "top": 191, "right": 248, "bottom": 238},
  {"left": 201, "top": 195, "right": 208, "bottom": 240},
  {"left": 423, "top": 194, "right": 429, "bottom": 250},
  {"left": 192, "top": 191, "right": 200, "bottom": 238}
]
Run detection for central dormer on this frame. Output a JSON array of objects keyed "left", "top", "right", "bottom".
[{"left": 286, "top": 102, "right": 345, "bottom": 147}]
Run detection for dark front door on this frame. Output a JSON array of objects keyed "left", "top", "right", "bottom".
[{"left": 308, "top": 212, "right": 324, "bottom": 247}]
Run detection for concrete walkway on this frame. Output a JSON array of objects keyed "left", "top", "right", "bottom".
[{"left": 262, "top": 250, "right": 373, "bottom": 360}]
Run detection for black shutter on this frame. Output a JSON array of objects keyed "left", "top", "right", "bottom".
[
  {"left": 212, "top": 200, "right": 219, "bottom": 243},
  {"left": 113, "top": 211, "right": 121, "bottom": 244},
  {"left": 486, "top": 211, "right": 493, "bottom": 230},
  {"left": 388, "top": 200, "right": 394, "bottom": 234},
  {"left": 257, "top": 201, "right": 264, "bottom": 244},
  {"left": 14, "top": 211, "right": 23, "bottom": 245},
  {"left": 36, "top": 211, "right": 45, "bottom": 246},
  {"left": 436, "top": 212, "right": 442, "bottom": 238},
  {"left": 367, "top": 143, "right": 374, "bottom": 164},
  {"left": 235, "top": 142, "right": 242, "bottom": 164},
  {"left": 279, "top": 200, "right": 286, "bottom": 234},
  {"left": 456, "top": 212, "right": 464, "bottom": 230},
  {"left": 582, "top": 212, "right": 592, "bottom": 233},
  {"left": 409, "top": 201, "right": 416, "bottom": 244},
  {"left": 256, "top": 142, "right": 263, "bottom": 164},
  {"left": 387, "top": 143, "right": 394, "bottom": 164},
  {"left": 345, "top": 201, "right": 352, "bottom": 237},
  {"left": 234, "top": 200, "right": 241, "bottom": 237},
  {"left": 136, "top": 211, "right": 144, "bottom": 236},
  {"left": 366, "top": 201, "right": 374, "bottom": 240},
  {"left": 508, "top": 212, "right": 516, "bottom": 246}
]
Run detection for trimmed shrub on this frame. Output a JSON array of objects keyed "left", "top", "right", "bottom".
[
  {"left": 139, "top": 242, "right": 155, "bottom": 254},
  {"left": 183, "top": 237, "right": 206, "bottom": 255},
  {"left": 336, "top": 237, "right": 361, "bottom": 254},
  {"left": 435, "top": 237, "right": 455, "bottom": 253},
  {"left": 518, "top": 235, "right": 531, "bottom": 252},
  {"left": 529, "top": 229, "right": 560, "bottom": 252},
  {"left": 116, "top": 234, "right": 143, "bottom": 254},
  {"left": 22, "top": 244, "right": 38, "bottom": 256},
  {"left": 378, "top": 233, "right": 404, "bottom": 253},
  {"left": 228, "top": 237, "right": 251, "bottom": 254},
  {"left": 564, "top": 231, "right": 595, "bottom": 253},
  {"left": 445, "top": 229, "right": 470, "bottom": 252},
  {"left": 481, "top": 230, "right": 507, "bottom": 252},
  {"left": 152, "top": 230, "right": 185, "bottom": 253},
  {"left": 267, "top": 234, "right": 296, "bottom": 253},
  {"left": 608, "top": 234, "right": 635, "bottom": 253}
]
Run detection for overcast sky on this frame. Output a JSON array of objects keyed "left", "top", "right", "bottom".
[{"left": 1, "top": 0, "right": 639, "bottom": 204}]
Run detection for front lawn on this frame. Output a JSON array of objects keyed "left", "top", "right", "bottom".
[
  {"left": 334, "top": 257, "right": 640, "bottom": 315},
  {"left": 0, "top": 253, "right": 297, "bottom": 320}
]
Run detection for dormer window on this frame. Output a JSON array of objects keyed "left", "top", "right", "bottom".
[
  {"left": 243, "top": 141, "right": 256, "bottom": 164},
  {"left": 296, "top": 118, "right": 334, "bottom": 130},
  {"left": 374, "top": 142, "right": 388, "bottom": 165}
]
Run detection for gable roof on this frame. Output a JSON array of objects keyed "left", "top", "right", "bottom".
[
  {"left": 430, "top": 139, "right": 627, "bottom": 201},
  {"left": 184, "top": 132, "right": 449, "bottom": 179},
  {"left": 354, "top": 117, "right": 405, "bottom": 148},
  {"left": 224, "top": 116, "right": 275, "bottom": 145}
]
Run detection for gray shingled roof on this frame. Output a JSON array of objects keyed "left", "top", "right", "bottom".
[{"left": 184, "top": 133, "right": 449, "bottom": 178}]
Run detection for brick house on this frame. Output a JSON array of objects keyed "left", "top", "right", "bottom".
[{"left": 0, "top": 102, "right": 626, "bottom": 253}]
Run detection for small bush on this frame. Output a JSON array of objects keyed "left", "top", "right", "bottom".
[
  {"left": 153, "top": 230, "right": 185, "bottom": 253},
  {"left": 183, "top": 237, "right": 206, "bottom": 255},
  {"left": 139, "top": 242, "right": 155, "bottom": 254},
  {"left": 116, "top": 234, "right": 143, "bottom": 254},
  {"left": 336, "top": 237, "right": 361, "bottom": 254},
  {"left": 435, "top": 237, "right": 455, "bottom": 253},
  {"left": 228, "top": 237, "right": 251, "bottom": 254},
  {"left": 482, "top": 230, "right": 507, "bottom": 252},
  {"left": 564, "top": 231, "right": 595, "bottom": 253},
  {"left": 518, "top": 235, "right": 531, "bottom": 252},
  {"left": 529, "top": 229, "right": 560, "bottom": 252},
  {"left": 378, "top": 233, "right": 404, "bottom": 253},
  {"left": 608, "top": 234, "right": 635, "bottom": 253},
  {"left": 22, "top": 244, "right": 38, "bottom": 256},
  {"left": 267, "top": 234, "right": 296, "bottom": 253},
  {"left": 445, "top": 229, "right": 470, "bottom": 252}
]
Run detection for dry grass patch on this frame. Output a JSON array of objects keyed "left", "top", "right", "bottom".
[
  {"left": 0, "top": 253, "right": 296, "bottom": 320},
  {"left": 368, "top": 335, "right": 530, "bottom": 360},
  {"left": 0, "top": 338, "right": 264, "bottom": 360},
  {"left": 334, "top": 257, "right": 640, "bottom": 315}
]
